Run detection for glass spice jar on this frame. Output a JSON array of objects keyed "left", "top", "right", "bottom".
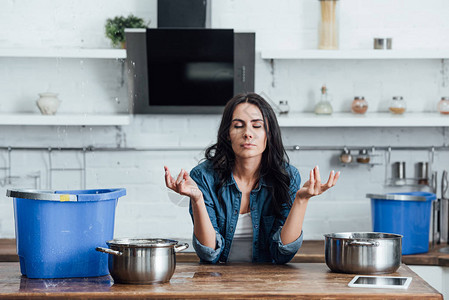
[
  {"left": 318, "top": 0, "right": 340, "bottom": 50},
  {"left": 351, "top": 96, "right": 368, "bottom": 114},
  {"left": 339, "top": 148, "right": 352, "bottom": 164},
  {"left": 356, "top": 149, "right": 370, "bottom": 164},
  {"left": 437, "top": 97, "right": 449, "bottom": 115},
  {"left": 315, "top": 85, "right": 333, "bottom": 115},
  {"left": 278, "top": 100, "right": 290, "bottom": 114},
  {"left": 389, "top": 96, "right": 406, "bottom": 114}
]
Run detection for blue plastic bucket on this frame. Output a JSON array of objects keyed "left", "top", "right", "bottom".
[
  {"left": 8, "top": 188, "right": 126, "bottom": 279},
  {"left": 368, "top": 192, "right": 436, "bottom": 255}
]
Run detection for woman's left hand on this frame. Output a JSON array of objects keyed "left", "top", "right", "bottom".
[{"left": 296, "top": 166, "right": 340, "bottom": 201}]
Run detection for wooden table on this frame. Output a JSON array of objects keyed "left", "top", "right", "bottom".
[{"left": 0, "top": 262, "right": 442, "bottom": 299}]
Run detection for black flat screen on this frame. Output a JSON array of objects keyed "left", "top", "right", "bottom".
[{"left": 146, "top": 29, "right": 234, "bottom": 107}]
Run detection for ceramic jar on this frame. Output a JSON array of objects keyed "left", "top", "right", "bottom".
[
  {"left": 351, "top": 97, "right": 368, "bottom": 114},
  {"left": 36, "top": 93, "right": 61, "bottom": 115}
]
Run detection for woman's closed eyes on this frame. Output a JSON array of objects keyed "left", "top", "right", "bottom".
[{"left": 232, "top": 119, "right": 264, "bottom": 129}]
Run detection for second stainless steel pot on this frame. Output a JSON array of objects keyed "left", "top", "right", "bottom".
[
  {"left": 96, "top": 238, "right": 188, "bottom": 284},
  {"left": 324, "top": 232, "right": 402, "bottom": 274}
]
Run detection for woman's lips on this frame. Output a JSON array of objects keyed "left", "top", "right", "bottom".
[{"left": 241, "top": 143, "right": 256, "bottom": 149}]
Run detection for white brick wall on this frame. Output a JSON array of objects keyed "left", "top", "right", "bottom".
[{"left": 0, "top": 0, "right": 448, "bottom": 242}]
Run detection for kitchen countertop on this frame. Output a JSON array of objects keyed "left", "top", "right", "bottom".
[
  {"left": 0, "top": 262, "right": 442, "bottom": 299},
  {"left": 1, "top": 239, "right": 449, "bottom": 266},
  {"left": 176, "top": 241, "right": 449, "bottom": 266}
]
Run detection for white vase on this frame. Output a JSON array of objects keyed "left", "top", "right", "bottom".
[{"left": 36, "top": 92, "right": 61, "bottom": 115}]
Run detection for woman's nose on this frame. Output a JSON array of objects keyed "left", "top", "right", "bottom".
[{"left": 243, "top": 131, "right": 253, "bottom": 139}]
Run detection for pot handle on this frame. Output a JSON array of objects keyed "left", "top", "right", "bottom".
[
  {"left": 347, "top": 241, "right": 380, "bottom": 247},
  {"left": 174, "top": 243, "right": 189, "bottom": 253},
  {"left": 96, "top": 247, "right": 123, "bottom": 256}
]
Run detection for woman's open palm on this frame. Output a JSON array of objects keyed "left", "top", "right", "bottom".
[
  {"left": 164, "top": 166, "right": 203, "bottom": 201},
  {"left": 296, "top": 166, "right": 340, "bottom": 200}
]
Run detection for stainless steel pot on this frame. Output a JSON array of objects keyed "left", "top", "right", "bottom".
[
  {"left": 96, "top": 238, "right": 188, "bottom": 284},
  {"left": 324, "top": 232, "right": 402, "bottom": 274}
]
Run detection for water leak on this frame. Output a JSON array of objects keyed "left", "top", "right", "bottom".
[{"left": 193, "top": 272, "right": 222, "bottom": 278}]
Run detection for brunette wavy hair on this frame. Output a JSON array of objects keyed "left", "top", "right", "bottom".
[{"left": 205, "top": 92, "right": 292, "bottom": 215}]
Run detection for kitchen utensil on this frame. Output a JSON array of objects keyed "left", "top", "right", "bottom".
[
  {"left": 324, "top": 232, "right": 402, "bottom": 274},
  {"left": 392, "top": 162, "right": 406, "bottom": 180},
  {"left": 415, "top": 162, "right": 429, "bottom": 185},
  {"left": 374, "top": 38, "right": 392, "bottom": 50},
  {"left": 440, "top": 171, "right": 448, "bottom": 244},
  {"left": 96, "top": 238, "right": 189, "bottom": 284},
  {"left": 431, "top": 171, "right": 439, "bottom": 249}
]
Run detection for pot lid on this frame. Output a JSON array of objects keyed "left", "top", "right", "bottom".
[{"left": 106, "top": 238, "right": 179, "bottom": 248}]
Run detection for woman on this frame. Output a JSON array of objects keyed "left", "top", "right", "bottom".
[{"left": 164, "top": 93, "right": 339, "bottom": 264}]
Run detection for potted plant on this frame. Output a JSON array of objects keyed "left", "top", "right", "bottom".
[{"left": 105, "top": 14, "right": 148, "bottom": 48}]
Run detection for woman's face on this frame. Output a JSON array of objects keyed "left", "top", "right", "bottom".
[{"left": 229, "top": 103, "right": 267, "bottom": 160}]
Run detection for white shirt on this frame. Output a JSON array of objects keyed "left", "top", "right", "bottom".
[{"left": 227, "top": 212, "right": 253, "bottom": 262}]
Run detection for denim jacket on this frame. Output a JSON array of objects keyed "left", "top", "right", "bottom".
[{"left": 189, "top": 160, "right": 303, "bottom": 264}]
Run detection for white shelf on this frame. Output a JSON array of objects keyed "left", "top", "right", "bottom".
[
  {"left": 0, "top": 114, "right": 131, "bottom": 126},
  {"left": 0, "top": 48, "right": 126, "bottom": 59},
  {"left": 276, "top": 112, "right": 449, "bottom": 127},
  {"left": 1, "top": 112, "right": 447, "bottom": 127},
  {"left": 261, "top": 49, "right": 449, "bottom": 60}
]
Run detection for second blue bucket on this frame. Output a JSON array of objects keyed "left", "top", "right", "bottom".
[
  {"left": 8, "top": 188, "right": 126, "bottom": 279},
  {"left": 368, "top": 192, "right": 436, "bottom": 255}
]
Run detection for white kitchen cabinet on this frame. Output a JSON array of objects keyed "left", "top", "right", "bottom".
[
  {"left": 0, "top": 48, "right": 129, "bottom": 126},
  {"left": 408, "top": 265, "right": 449, "bottom": 298}
]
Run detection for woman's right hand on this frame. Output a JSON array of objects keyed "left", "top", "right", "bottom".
[{"left": 164, "top": 166, "right": 203, "bottom": 202}]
